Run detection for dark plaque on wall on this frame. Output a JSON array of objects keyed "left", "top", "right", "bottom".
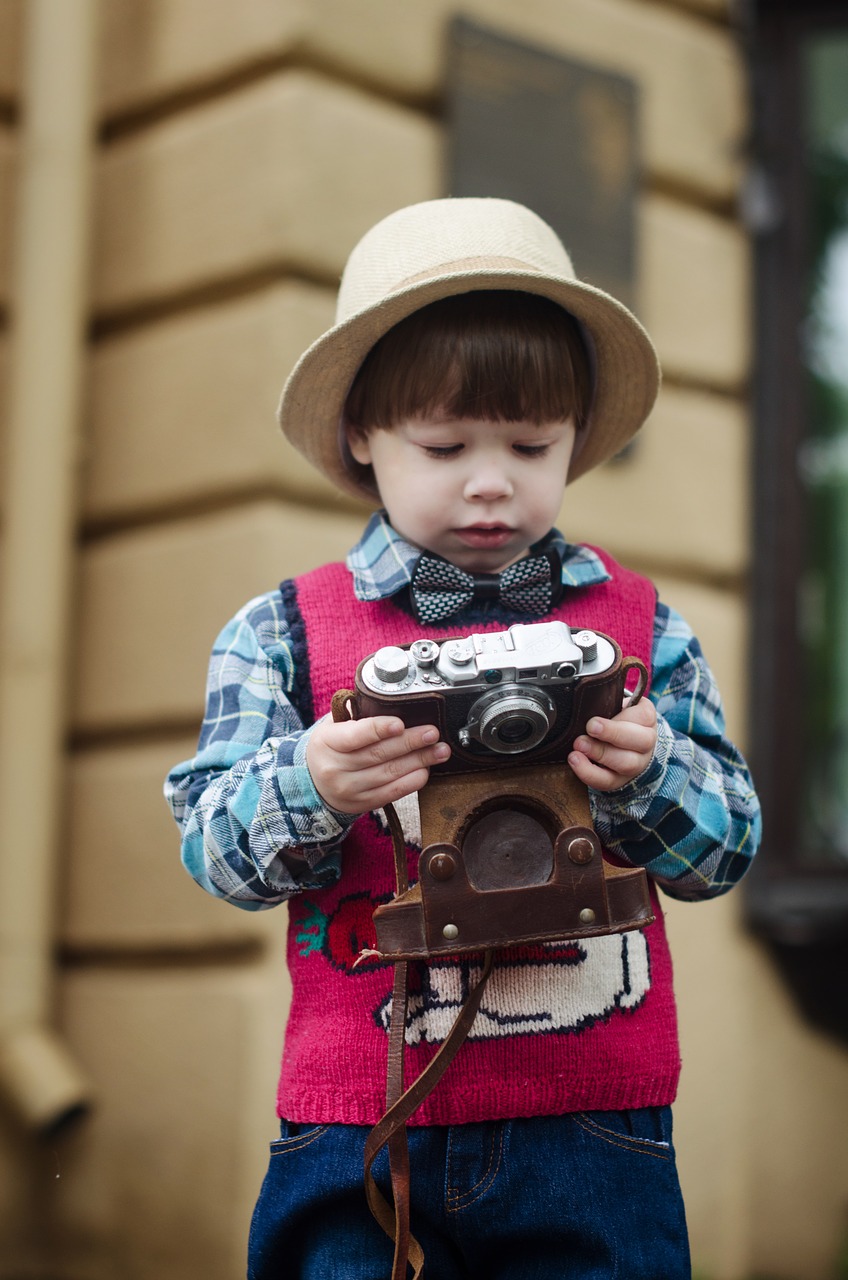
[{"left": 446, "top": 18, "right": 640, "bottom": 310}]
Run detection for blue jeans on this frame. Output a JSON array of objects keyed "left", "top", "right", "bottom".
[{"left": 247, "top": 1109, "right": 690, "bottom": 1279}]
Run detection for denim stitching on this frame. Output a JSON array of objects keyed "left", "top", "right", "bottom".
[
  {"left": 269, "top": 1124, "right": 330, "bottom": 1156},
  {"left": 573, "top": 1113, "right": 670, "bottom": 1161},
  {"left": 577, "top": 1112, "right": 671, "bottom": 1150},
  {"left": 446, "top": 1125, "right": 505, "bottom": 1213}
]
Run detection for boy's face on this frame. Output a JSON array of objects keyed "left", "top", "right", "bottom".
[{"left": 347, "top": 414, "right": 576, "bottom": 573}]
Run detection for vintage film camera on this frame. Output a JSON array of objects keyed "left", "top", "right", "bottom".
[{"left": 348, "top": 620, "right": 654, "bottom": 959}]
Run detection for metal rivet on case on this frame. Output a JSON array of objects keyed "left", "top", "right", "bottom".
[
  {"left": 429, "top": 851, "right": 457, "bottom": 880},
  {"left": 579, "top": 908, "right": 596, "bottom": 925},
  {"left": 442, "top": 923, "right": 460, "bottom": 941},
  {"left": 567, "top": 836, "right": 595, "bottom": 865}
]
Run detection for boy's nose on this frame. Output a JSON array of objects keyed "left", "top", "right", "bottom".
[{"left": 463, "top": 464, "right": 513, "bottom": 502}]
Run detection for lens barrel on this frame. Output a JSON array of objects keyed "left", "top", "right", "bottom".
[{"left": 464, "top": 685, "right": 557, "bottom": 754}]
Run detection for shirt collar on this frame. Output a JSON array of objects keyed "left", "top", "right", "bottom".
[{"left": 346, "top": 510, "right": 611, "bottom": 602}]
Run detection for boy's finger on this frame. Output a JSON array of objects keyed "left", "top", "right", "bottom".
[
  {"left": 358, "top": 766, "right": 434, "bottom": 809},
  {"left": 323, "top": 729, "right": 449, "bottom": 786},
  {"left": 581, "top": 717, "right": 656, "bottom": 752},
  {"left": 617, "top": 697, "right": 657, "bottom": 724},
  {"left": 573, "top": 734, "right": 653, "bottom": 766},
  {"left": 568, "top": 750, "right": 641, "bottom": 792},
  {"left": 361, "top": 724, "right": 447, "bottom": 770},
  {"left": 331, "top": 716, "right": 436, "bottom": 754},
  {"left": 567, "top": 751, "right": 621, "bottom": 791},
  {"left": 572, "top": 742, "right": 647, "bottom": 775},
  {"left": 358, "top": 715, "right": 407, "bottom": 743},
  {"left": 360, "top": 739, "right": 450, "bottom": 785},
  {"left": 332, "top": 750, "right": 444, "bottom": 809}
]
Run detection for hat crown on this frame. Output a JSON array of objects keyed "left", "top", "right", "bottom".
[{"left": 336, "top": 198, "right": 577, "bottom": 324}]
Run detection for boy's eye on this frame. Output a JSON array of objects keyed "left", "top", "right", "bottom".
[
  {"left": 513, "top": 443, "right": 550, "bottom": 457},
  {"left": 422, "top": 444, "right": 463, "bottom": 458}
]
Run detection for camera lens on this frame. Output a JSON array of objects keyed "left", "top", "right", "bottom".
[
  {"left": 496, "top": 717, "right": 534, "bottom": 745},
  {"left": 462, "top": 684, "right": 557, "bottom": 754}
]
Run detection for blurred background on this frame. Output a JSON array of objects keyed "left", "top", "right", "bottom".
[{"left": 0, "top": 0, "right": 847, "bottom": 1276}]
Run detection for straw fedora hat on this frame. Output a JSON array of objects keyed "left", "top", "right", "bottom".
[{"left": 277, "top": 197, "right": 660, "bottom": 502}]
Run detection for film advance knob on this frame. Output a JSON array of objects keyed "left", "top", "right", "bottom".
[
  {"left": 573, "top": 631, "right": 598, "bottom": 662},
  {"left": 373, "top": 646, "right": 410, "bottom": 683}
]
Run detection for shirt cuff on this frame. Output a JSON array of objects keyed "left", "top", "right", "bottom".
[{"left": 289, "top": 722, "right": 359, "bottom": 848}]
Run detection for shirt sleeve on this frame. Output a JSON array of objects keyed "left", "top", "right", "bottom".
[
  {"left": 590, "top": 601, "right": 762, "bottom": 900},
  {"left": 163, "top": 591, "right": 356, "bottom": 911}
]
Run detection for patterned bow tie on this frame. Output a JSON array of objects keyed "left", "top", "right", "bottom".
[{"left": 410, "top": 550, "right": 562, "bottom": 625}]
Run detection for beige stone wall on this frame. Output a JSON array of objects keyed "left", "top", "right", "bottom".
[
  {"left": 0, "top": 3, "right": 27, "bottom": 1272},
  {"left": 0, "top": 0, "right": 18, "bottom": 480},
  {"left": 1, "top": 2, "right": 847, "bottom": 1278}
]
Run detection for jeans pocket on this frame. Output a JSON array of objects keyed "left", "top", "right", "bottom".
[
  {"left": 574, "top": 1107, "right": 673, "bottom": 1159},
  {"left": 269, "top": 1119, "right": 330, "bottom": 1156}
]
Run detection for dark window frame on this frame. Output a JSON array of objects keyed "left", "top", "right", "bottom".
[{"left": 747, "top": 0, "right": 848, "bottom": 961}]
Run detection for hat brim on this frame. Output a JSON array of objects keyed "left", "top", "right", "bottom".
[{"left": 277, "top": 265, "right": 660, "bottom": 504}]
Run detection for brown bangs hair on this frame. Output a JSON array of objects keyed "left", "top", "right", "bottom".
[{"left": 344, "top": 291, "right": 592, "bottom": 434}]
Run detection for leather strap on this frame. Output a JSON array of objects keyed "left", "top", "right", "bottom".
[
  {"left": 364, "top": 946, "right": 495, "bottom": 1279},
  {"left": 383, "top": 803, "right": 415, "bottom": 1279},
  {"left": 365, "top": 798, "right": 495, "bottom": 1279},
  {"left": 332, "top": 693, "right": 421, "bottom": 1273},
  {"left": 385, "top": 959, "right": 414, "bottom": 1279}
]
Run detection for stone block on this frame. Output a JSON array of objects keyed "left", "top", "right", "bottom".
[
  {"left": 0, "top": 284, "right": 8, "bottom": 536},
  {"left": 65, "top": 737, "right": 278, "bottom": 950},
  {"left": 641, "top": 194, "right": 751, "bottom": 390},
  {"left": 563, "top": 385, "right": 750, "bottom": 579},
  {"left": 745, "top": 950, "right": 848, "bottom": 1280},
  {"left": 668, "top": 0, "right": 729, "bottom": 16},
  {"left": 651, "top": 572, "right": 750, "bottom": 749},
  {"left": 0, "top": 0, "right": 22, "bottom": 103},
  {"left": 54, "top": 956, "right": 289, "bottom": 1279},
  {"left": 664, "top": 891, "right": 755, "bottom": 1278},
  {"left": 95, "top": 0, "right": 437, "bottom": 113},
  {"left": 97, "top": 0, "right": 302, "bottom": 115},
  {"left": 83, "top": 281, "right": 345, "bottom": 522},
  {"left": 92, "top": 70, "right": 440, "bottom": 314},
  {"left": 95, "top": 0, "right": 744, "bottom": 201},
  {"left": 0, "top": 336, "right": 7, "bottom": 477},
  {"left": 0, "top": 128, "right": 15, "bottom": 305},
  {"left": 670, "top": 896, "right": 848, "bottom": 1280},
  {"left": 0, "top": 1108, "right": 47, "bottom": 1276},
  {"left": 72, "top": 500, "right": 366, "bottom": 734}
]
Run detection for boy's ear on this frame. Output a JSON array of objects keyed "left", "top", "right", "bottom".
[{"left": 344, "top": 419, "right": 372, "bottom": 465}]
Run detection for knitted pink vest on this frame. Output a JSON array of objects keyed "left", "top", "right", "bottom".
[{"left": 277, "top": 548, "right": 680, "bottom": 1124}]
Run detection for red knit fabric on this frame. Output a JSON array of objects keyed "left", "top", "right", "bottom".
[{"left": 277, "top": 548, "right": 680, "bottom": 1125}]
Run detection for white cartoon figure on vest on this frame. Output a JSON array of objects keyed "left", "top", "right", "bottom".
[
  {"left": 375, "top": 932, "right": 650, "bottom": 1043},
  {"left": 293, "top": 794, "right": 653, "bottom": 1046}
]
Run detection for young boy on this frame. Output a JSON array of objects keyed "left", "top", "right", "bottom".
[{"left": 165, "top": 198, "right": 761, "bottom": 1280}]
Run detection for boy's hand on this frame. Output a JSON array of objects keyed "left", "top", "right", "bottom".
[
  {"left": 568, "top": 696, "right": 657, "bottom": 793},
  {"left": 306, "top": 715, "right": 451, "bottom": 815}
]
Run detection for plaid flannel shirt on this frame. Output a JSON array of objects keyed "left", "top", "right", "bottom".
[{"left": 165, "top": 514, "right": 761, "bottom": 911}]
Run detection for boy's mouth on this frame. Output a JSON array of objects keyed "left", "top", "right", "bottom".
[{"left": 454, "top": 524, "right": 514, "bottom": 549}]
